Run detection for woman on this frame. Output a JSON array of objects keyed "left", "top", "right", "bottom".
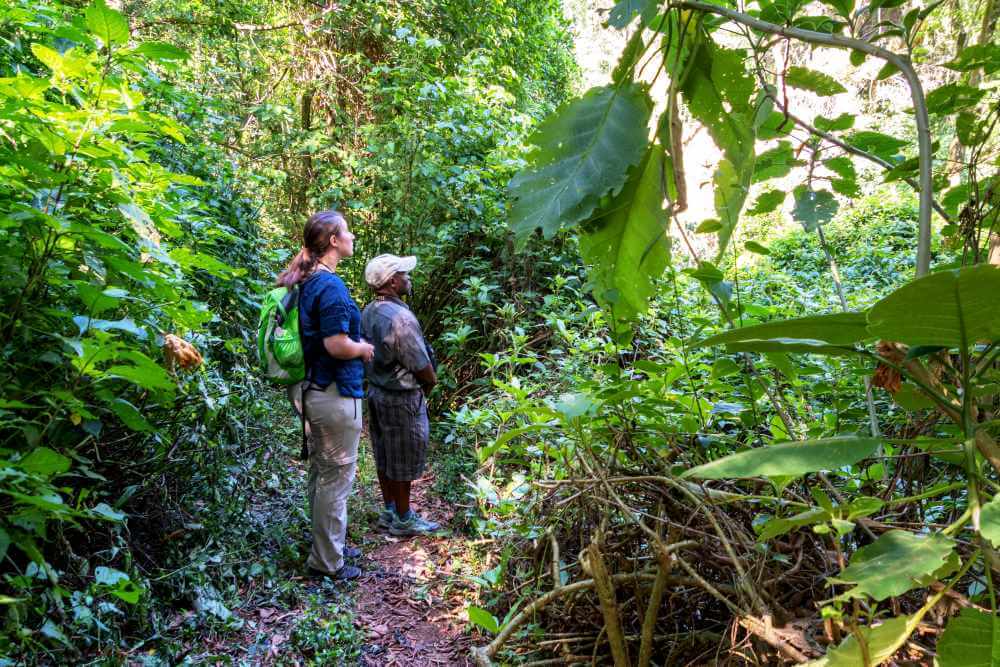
[{"left": 277, "top": 210, "right": 374, "bottom": 580}]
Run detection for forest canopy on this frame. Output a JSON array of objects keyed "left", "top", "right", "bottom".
[{"left": 0, "top": 0, "right": 998, "bottom": 664}]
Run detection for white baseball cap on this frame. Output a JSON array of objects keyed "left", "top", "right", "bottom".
[{"left": 364, "top": 254, "right": 417, "bottom": 288}]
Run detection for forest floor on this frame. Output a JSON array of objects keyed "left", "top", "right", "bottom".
[{"left": 173, "top": 431, "right": 484, "bottom": 666}]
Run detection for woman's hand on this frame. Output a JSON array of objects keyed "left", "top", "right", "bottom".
[{"left": 324, "top": 334, "right": 374, "bottom": 362}]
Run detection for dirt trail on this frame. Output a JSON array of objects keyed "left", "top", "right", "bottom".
[{"left": 355, "top": 474, "right": 475, "bottom": 666}]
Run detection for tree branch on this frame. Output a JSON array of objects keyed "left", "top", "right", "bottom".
[{"left": 671, "top": 0, "right": 935, "bottom": 276}]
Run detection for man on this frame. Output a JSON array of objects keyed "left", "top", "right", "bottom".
[{"left": 362, "top": 254, "right": 441, "bottom": 536}]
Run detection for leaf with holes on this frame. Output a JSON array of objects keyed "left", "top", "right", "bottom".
[{"left": 508, "top": 84, "right": 651, "bottom": 239}]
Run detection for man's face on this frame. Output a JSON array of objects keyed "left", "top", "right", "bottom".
[{"left": 392, "top": 271, "right": 412, "bottom": 296}]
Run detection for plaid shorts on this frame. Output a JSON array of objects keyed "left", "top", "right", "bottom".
[{"left": 367, "top": 385, "right": 429, "bottom": 481}]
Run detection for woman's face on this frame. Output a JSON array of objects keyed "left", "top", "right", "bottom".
[{"left": 330, "top": 225, "right": 355, "bottom": 258}]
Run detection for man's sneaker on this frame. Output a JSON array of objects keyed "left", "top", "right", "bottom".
[
  {"left": 377, "top": 507, "right": 395, "bottom": 530},
  {"left": 389, "top": 510, "right": 440, "bottom": 537}
]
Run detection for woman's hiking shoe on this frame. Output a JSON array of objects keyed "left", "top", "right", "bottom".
[
  {"left": 388, "top": 510, "right": 440, "bottom": 536},
  {"left": 343, "top": 546, "right": 362, "bottom": 560}
]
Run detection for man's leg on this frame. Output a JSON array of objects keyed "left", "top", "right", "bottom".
[
  {"left": 369, "top": 391, "right": 397, "bottom": 526},
  {"left": 376, "top": 469, "right": 393, "bottom": 507},
  {"left": 393, "top": 479, "right": 411, "bottom": 516}
]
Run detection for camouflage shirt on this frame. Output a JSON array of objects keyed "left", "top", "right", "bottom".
[{"left": 361, "top": 296, "right": 431, "bottom": 391}]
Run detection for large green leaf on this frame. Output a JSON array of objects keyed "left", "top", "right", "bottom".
[
  {"left": 683, "top": 436, "right": 880, "bottom": 479},
  {"left": 866, "top": 264, "right": 1000, "bottom": 347},
  {"left": 85, "top": 0, "right": 130, "bottom": 46},
  {"left": 937, "top": 607, "right": 1000, "bottom": 667},
  {"left": 107, "top": 398, "right": 155, "bottom": 432},
  {"left": 785, "top": 66, "right": 847, "bottom": 96},
  {"left": 724, "top": 339, "right": 865, "bottom": 356},
  {"left": 680, "top": 37, "right": 756, "bottom": 258},
  {"left": 508, "top": 84, "right": 652, "bottom": 239},
  {"left": 757, "top": 507, "right": 830, "bottom": 541},
  {"left": 830, "top": 530, "right": 954, "bottom": 601},
  {"left": 806, "top": 615, "right": 914, "bottom": 666},
  {"left": 579, "top": 145, "right": 671, "bottom": 337},
  {"left": 696, "top": 312, "right": 870, "bottom": 347},
  {"left": 19, "top": 447, "right": 71, "bottom": 478}
]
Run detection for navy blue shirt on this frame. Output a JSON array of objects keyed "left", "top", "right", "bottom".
[{"left": 299, "top": 268, "right": 364, "bottom": 398}]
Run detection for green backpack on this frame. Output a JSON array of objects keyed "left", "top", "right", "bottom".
[{"left": 257, "top": 285, "right": 306, "bottom": 385}]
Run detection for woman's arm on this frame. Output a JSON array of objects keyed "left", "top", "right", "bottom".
[{"left": 324, "top": 334, "right": 374, "bottom": 362}]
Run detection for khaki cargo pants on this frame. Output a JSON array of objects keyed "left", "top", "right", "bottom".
[{"left": 288, "top": 382, "right": 362, "bottom": 574}]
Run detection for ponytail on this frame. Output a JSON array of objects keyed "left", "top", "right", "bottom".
[
  {"left": 277, "top": 247, "right": 317, "bottom": 287},
  {"left": 275, "top": 210, "right": 348, "bottom": 287}
]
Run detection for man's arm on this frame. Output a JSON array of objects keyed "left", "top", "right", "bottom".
[{"left": 413, "top": 363, "right": 437, "bottom": 393}]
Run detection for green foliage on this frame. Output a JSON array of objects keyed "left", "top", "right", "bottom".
[
  {"left": 793, "top": 186, "right": 840, "bottom": 231},
  {"left": 680, "top": 38, "right": 757, "bottom": 259}
]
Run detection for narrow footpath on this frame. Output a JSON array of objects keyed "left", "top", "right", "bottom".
[{"left": 353, "top": 475, "right": 474, "bottom": 666}]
